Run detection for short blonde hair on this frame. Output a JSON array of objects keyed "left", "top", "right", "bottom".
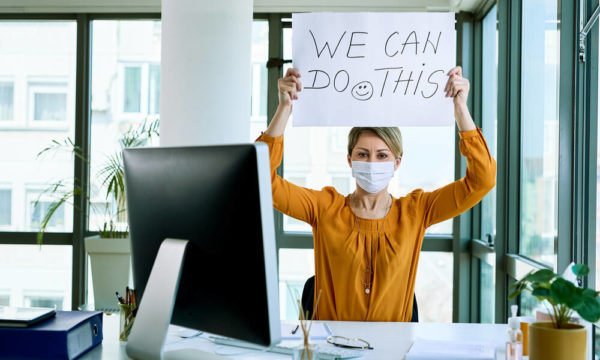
[{"left": 347, "top": 127, "right": 403, "bottom": 158}]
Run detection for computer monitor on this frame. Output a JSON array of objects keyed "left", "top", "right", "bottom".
[{"left": 122, "top": 143, "right": 280, "bottom": 359}]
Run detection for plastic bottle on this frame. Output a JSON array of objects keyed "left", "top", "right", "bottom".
[{"left": 506, "top": 304, "right": 523, "bottom": 360}]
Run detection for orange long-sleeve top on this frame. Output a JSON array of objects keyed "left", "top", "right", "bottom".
[{"left": 257, "top": 128, "right": 496, "bottom": 322}]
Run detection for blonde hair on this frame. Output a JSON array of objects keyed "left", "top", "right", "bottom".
[{"left": 347, "top": 127, "right": 403, "bottom": 158}]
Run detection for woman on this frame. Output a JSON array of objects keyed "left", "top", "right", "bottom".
[{"left": 257, "top": 66, "right": 496, "bottom": 322}]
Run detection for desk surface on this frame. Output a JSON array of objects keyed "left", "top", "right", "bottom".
[{"left": 83, "top": 314, "right": 509, "bottom": 359}]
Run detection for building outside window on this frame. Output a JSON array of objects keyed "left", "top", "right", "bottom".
[
  {"left": 0, "top": 81, "right": 14, "bottom": 121},
  {"left": 0, "top": 189, "right": 11, "bottom": 227}
]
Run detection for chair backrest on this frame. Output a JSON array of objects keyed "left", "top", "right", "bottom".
[{"left": 301, "top": 275, "right": 419, "bottom": 322}]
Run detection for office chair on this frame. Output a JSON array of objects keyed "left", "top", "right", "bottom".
[{"left": 301, "top": 275, "right": 419, "bottom": 322}]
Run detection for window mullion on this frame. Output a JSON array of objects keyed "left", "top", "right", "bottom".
[{"left": 72, "top": 13, "right": 91, "bottom": 310}]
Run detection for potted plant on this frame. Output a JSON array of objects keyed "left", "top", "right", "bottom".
[
  {"left": 509, "top": 263, "right": 600, "bottom": 360},
  {"left": 36, "top": 118, "right": 159, "bottom": 311}
]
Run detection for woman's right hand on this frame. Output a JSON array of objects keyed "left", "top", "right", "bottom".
[{"left": 278, "top": 68, "right": 302, "bottom": 109}]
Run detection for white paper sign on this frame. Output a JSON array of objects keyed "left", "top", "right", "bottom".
[{"left": 292, "top": 12, "right": 456, "bottom": 127}]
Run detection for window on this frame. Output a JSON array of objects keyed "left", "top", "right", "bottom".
[
  {"left": 0, "top": 245, "right": 72, "bottom": 310},
  {"left": 26, "top": 190, "right": 68, "bottom": 232},
  {"left": 0, "top": 20, "right": 75, "bottom": 312},
  {"left": 481, "top": 4, "right": 498, "bottom": 243},
  {"left": 0, "top": 294, "right": 9, "bottom": 306},
  {"left": 90, "top": 20, "right": 161, "bottom": 233},
  {"left": 519, "top": 289, "right": 541, "bottom": 318},
  {"left": 24, "top": 294, "right": 64, "bottom": 309},
  {"left": 479, "top": 259, "right": 495, "bottom": 323},
  {"left": 0, "top": 189, "right": 11, "bottom": 226},
  {"left": 148, "top": 64, "right": 160, "bottom": 115},
  {"left": 331, "top": 175, "right": 350, "bottom": 195},
  {"left": 279, "top": 249, "right": 314, "bottom": 320},
  {"left": 0, "top": 21, "right": 75, "bottom": 233},
  {"left": 479, "top": 4, "right": 498, "bottom": 323},
  {"left": 0, "top": 82, "right": 14, "bottom": 121},
  {"left": 519, "top": 0, "right": 560, "bottom": 268},
  {"left": 123, "top": 66, "right": 142, "bottom": 113},
  {"left": 29, "top": 82, "right": 68, "bottom": 122},
  {"left": 415, "top": 252, "right": 453, "bottom": 322}
]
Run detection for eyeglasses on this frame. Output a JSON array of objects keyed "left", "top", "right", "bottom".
[{"left": 326, "top": 335, "right": 374, "bottom": 350}]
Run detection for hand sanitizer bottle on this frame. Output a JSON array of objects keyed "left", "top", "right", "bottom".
[{"left": 506, "top": 305, "right": 523, "bottom": 360}]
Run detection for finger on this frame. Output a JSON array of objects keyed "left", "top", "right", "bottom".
[
  {"left": 446, "top": 66, "right": 462, "bottom": 77},
  {"left": 445, "top": 74, "right": 458, "bottom": 92},
  {"left": 286, "top": 68, "right": 301, "bottom": 78},
  {"left": 282, "top": 80, "right": 301, "bottom": 93},
  {"left": 452, "top": 84, "right": 465, "bottom": 98},
  {"left": 285, "top": 76, "right": 302, "bottom": 91}
]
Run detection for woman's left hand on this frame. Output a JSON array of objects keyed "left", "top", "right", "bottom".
[{"left": 445, "top": 66, "right": 469, "bottom": 108}]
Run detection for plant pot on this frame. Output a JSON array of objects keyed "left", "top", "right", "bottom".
[
  {"left": 529, "top": 321, "right": 586, "bottom": 360},
  {"left": 85, "top": 235, "right": 131, "bottom": 312}
]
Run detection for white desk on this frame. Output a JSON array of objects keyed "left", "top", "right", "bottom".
[{"left": 82, "top": 314, "right": 509, "bottom": 359}]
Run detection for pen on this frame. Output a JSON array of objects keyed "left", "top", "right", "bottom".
[
  {"left": 291, "top": 324, "right": 300, "bottom": 335},
  {"left": 116, "top": 292, "right": 125, "bottom": 304}
]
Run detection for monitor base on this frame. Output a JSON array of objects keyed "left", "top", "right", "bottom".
[
  {"left": 163, "top": 348, "right": 229, "bottom": 360},
  {"left": 126, "top": 238, "right": 189, "bottom": 360}
]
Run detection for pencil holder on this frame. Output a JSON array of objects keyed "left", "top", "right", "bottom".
[
  {"left": 292, "top": 343, "right": 318, "bottom": 360},
  {"left": 119, "top": 303, "right": 135, "bottom": 341}
]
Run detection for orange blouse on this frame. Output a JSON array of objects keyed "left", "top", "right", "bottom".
[{"left": 257, "top": 128, "right": 496, "bottom": 322}]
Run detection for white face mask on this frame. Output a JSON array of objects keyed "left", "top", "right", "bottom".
[{"left": 351, "top": 161, "right": 395, "bottom": 194}]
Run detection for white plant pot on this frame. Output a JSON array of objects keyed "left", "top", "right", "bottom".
[{"left": 85, "top": 235, "right": 131, "bottom": 312}]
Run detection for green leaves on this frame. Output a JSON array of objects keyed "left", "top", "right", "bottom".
[
  {"left": 525, "top": 269, "right": 556, "bottom": 283},
  {"left": 572, "top": 291, "right": 600, "bottom": 323},
  {"left": 35, "top": 117, "right": 160, "bottom": 244},
  {"left": 572, "top": 264, "right": 590, "bottom": 277},
  {"left": 510, "top": 264, "right": 600, "bottom": 328},
  {"left": 550, "top": 278, "right": 576, "bottom": 304}
]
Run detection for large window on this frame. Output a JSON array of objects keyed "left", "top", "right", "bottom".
[
  {"left": 0, "top": 21, "right": 76, "bottom": 310},
  {"left": 519, "top": 0, "right": 560, "bottom": 269},
  {"left": 0, "top": 245, "right": 72, "bottom": 310},
  {"left": 89, "top": 20, "right": 161, "bottom": 234}
]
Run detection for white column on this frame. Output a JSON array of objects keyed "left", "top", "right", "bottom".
[{"left": 160, "top": 0, "right": 252, "bottom": 146}]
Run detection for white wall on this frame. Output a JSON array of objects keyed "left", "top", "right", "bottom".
[{"left": 0, "top": 0, "right": 484, "bottom": 13}]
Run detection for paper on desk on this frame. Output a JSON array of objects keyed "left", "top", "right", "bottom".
[
  {"left": 406, "top": 339, "right": 496, "bottom": 360},
  {"left": 280, "top": 323, "right": 330, "bottom": 340}
]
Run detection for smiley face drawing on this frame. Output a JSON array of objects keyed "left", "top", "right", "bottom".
[{"left": 351, "top": 81, "right": 374, "bottom": 101}]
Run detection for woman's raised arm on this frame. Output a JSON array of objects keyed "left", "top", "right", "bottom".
[{"left": 264, "top": 68, "right": 302, "bottom": 137}]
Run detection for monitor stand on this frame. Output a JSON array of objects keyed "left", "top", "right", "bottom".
[{"left": 125, "top": 238, "right": 228, "bottom": 360}]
